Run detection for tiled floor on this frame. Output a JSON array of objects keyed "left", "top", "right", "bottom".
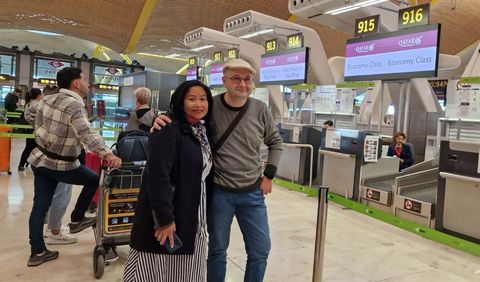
[{"left": 1, "top": 139, "right": 480, "bottom": 281}]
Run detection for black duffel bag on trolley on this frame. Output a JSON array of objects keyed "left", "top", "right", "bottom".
[{"left": 106, "top": 130, "right": 149, "bottom": 189}]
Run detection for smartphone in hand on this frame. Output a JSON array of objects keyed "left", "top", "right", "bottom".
[{"left": 163, "top": 232, "right": 183, "bottom": 253}]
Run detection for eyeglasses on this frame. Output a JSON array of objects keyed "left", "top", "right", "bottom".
[{"left": 224, "top": 76, "right": 254, "bottom": 85}]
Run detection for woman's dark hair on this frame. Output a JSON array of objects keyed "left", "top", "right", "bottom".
[
  {"left": 57, "top": 67, "right": 82, "bottom": 89},
  {"left": 323, "top": 120, "right": 334, "bottom": 127},
  {"left": 169, "top": 80, "right": 213, "bottom": 126},
  {"left": 392, "top": 131, "right": 406, "bottom": 143},
  {"left": 25, "top": 88, "right": 42, "bottom": 104}
]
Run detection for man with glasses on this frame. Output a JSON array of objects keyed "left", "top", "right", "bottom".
[{"left": 153, "top": 58, "right": 283, "bottom": 281}]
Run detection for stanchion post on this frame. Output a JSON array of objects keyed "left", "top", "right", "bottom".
[{"left": 312, "top": 186, "right": 329, "bottom": 282}]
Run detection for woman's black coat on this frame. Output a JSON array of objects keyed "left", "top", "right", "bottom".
[
  {"left": 387, "top": 143, "right": 414, "bottom": 171},
  {"left": 129, "top": 120, "right": 207, "bottom": 255}
]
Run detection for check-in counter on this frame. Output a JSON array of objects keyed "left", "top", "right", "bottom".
[
  {"left": 360, "top": 158, "right": 438, "bottom": 214},
  {"left": 277, "top": 123, "right": 322, "bottom": 185},
  {"left": 393, "top": 168, "right": 439, "bottom": 227},
  {"left": 318, "top": 129, "right": 382, "bottom": 200},
  {"left": 436, "top": 140, "right": 480, "bottom": 243}
]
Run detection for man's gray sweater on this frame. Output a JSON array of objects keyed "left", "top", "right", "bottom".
[{"left": 211, "top": 94, "right": 283, "bottom": 191}]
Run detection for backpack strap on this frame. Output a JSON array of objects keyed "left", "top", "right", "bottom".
[{"left": 214, "top": 99, "right": 250, "bottom": 153}]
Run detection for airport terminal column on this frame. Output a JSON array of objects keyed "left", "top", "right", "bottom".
[
  {"left": 378, "top": 83, "right": 385, "bottom": 132},
  {"left": 396, "top": 82, "right": 406, "bottom": 132},
  {"left": 403, "top": 81, "right": 412, "bottom": 133},
  {"left": 312, "top": 186, "right": 329, "bottom": 282}
]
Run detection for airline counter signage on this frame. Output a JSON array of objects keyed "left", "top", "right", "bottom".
[
  {"left": 287, "top": 33, "right": 304, "bottom": 49},
  {"left": 398, "top": 3, "right": 430, "bottom": 29},
  {"left": 227, "top": 48, "right": 239, "bottom": 60},
  {"left": 354, "top": 15, "right": 380, "bottom": 37}
]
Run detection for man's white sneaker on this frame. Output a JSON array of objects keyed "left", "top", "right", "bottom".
[
  {"left": 45, "top": 230, "right": 77, "bottom": 245},
  {"left": 44, "top": 225, "right": 71, "bottom": 238}
]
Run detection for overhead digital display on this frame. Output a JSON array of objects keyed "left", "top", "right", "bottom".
[
  {"left": 92, "top": 65, "right": 128, "bottom": 86},
  {"left": 260, "top": 47, "right": 309, "bottom": 85},
  {"left": 344, "top": 24, "right": 440, "bottom": 81},
  {"left": 209, "top": 63, "right": 223, "bottom": 87},
  {"left": 186, "top": 66, "right": 198, "bottom": 81},
  {"left": 33, "top": 58, "right": 75, "bottom": 79}
]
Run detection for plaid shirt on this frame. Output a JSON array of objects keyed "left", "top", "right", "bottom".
[{"left": 28, "top": 88, "right": 111, "bottom": 171}]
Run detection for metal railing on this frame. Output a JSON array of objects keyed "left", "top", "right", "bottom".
[
  {"left": 312, "top": 186, "right": 329, "bottom": 282},
  {"left": 282, "top": 143, "right": 314, "bottom": 188}
]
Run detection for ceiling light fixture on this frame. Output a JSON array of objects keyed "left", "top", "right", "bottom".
[
  {"left": 238, "top": 28, "right": 274, "bottom": 39},
  {"left": 330, "top": 6, "right": 360, "bottom": 15},
  {"left": 191, "top": 45, "right": 214, "bottom": 52},
  {"left": 27, "top": 29, "right": 63, "bottom": 36},
  {"left": 136, "top": 52, "right": 188, "bottom": 61},
  {"left": 325, "top": 0, "right": 388, "bottom": 15},
  {"left": 165, "top": 53, "right": 181, "bottom": 58}
]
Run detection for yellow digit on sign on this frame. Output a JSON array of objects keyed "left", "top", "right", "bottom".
[
  {"left": 402, "top": 11, "right": 409, "bottom": 25},
  {"left": 416, "top": 8, "right": 423, "bottom": 22},
  {"left": 358, "top": 21, "right": 364, "bottom": 33},
  {"left": 368, "top": 19, "right": 374, "bottom": 31},
  {"left": 289, "top": 36, "right": 298, "bottom": 47}
]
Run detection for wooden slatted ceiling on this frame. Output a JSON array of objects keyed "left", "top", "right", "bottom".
[
  {"left": 137, "top": 0, "right": 292, "bottom": 54},
  {"left": 138, "top": 0, "right": 352, "bottom": 58},
  {"left": 293, "top": 18, "right": 351, "bottom": 58},
  {"left": 430, "top": 0, "right": 480, "bottom": 55},
  {"left": 0, "top": 0, "right": 478, "bottom": 61},
  {"left": 0, "top": 0, "right": 145, "bottom": 52}
]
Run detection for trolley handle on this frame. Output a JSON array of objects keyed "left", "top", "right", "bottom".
[{"left": 101, "top": 160, "right": 147, "bottom": 170}]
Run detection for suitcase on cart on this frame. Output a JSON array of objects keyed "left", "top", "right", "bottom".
[
  {"left": 0, "top": 126, "right": 12, "bottom": 175},
  {"left": 86, "top": 152, "right": 102, "bottom": 212}
]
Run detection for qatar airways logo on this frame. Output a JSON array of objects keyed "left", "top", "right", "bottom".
[
  {"left": 265, "top": 58, "right": 276, "bottom": 66},
  {"left": 398, "top": 35, "right": 423, "bottom": 48},
  {"left": 286, "top": 55, "right": 299, "bottom": 63},
  {"left": 355, "top": 43, "right": 375, "bottom": 54}
]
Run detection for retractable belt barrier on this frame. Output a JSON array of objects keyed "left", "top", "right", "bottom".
[
  {"left": 0, "top": 124, "right": 121, "bottom": 141},
  {"left": 312, "top": 186, "right": 329, "bottom": 282}
]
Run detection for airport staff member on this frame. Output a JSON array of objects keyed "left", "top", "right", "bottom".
[
  {"left": 4, "top": 88, "right": 21, "bottom": 112},
  {"left": 323, "top": 120, "right": 334, "bottom": 128},
  {"left": 5, "top": 88, "right": 22, "bottom": 124},
  {"left": 387, "top": 131, "right": 414, "bottom": 171},
  {"left": 27, "top": 67, "right": 121, "bottom": 267},
  {"left": 154, "top": 59, "right": 283, "bottom": 282}
]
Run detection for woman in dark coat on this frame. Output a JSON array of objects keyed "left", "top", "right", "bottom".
[
  {"left": 123, "top": 80, "right": 213, "bottom": 282},
  {"left": 387, "top": 131, "right": 414, "bottom": 171}
]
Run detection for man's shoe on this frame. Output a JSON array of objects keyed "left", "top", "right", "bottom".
[
  {"left": 27, "top": 249, "right": 59, "bottom": 267},
  {"left": 45, "top": 229, "right": 77, "bottom": 245},
  {"left": 105, "top": 247, "right": 119, "bottom": 264},
  {"left": 18, "top": 166, "right": 25, "bottom": 171},
  {"left": 68, "top": 217, "right": 96, "bottom": 234},
  {"left": 88, "top": 201, "right": 97, "bottom": 213}
]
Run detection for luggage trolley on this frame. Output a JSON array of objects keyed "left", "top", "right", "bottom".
[{"left": 92, "top": 161, "right": 146, "bottom": 279}]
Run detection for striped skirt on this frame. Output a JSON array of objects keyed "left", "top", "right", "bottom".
[{"left": 123, "top": 234, "right": 208, "bottom": 282}]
